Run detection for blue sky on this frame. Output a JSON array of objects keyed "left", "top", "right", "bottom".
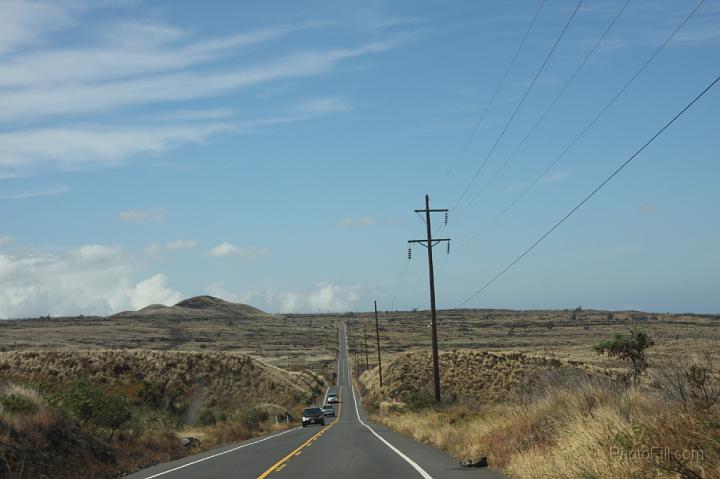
[{"left": 0, "top": 0, "right": 718, "bottom": 317}]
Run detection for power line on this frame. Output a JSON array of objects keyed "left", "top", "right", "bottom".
[
  {"left": 457, "top": 0, "right": 706, "bottom": 251},
  {"left": 465, "top": 0, "right": 633, "bottom": 207},
  {"left": 432, "top": 0, "right": 547, "bottom": 197},
  {"left": 457, "top": 71, "right": 720, "bottom": 307},
  {"left": 390, "top": 1, "right": 547, "bottom": 311},
  {"left": 450, "top": 0, "right": 584, "bottom": 215}
]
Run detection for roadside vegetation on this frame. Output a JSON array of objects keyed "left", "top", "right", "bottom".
[
  {"left": 358, "top": 331, "right": 720, "bottom": 479},
  {"left": 0, "top": 350, "right": 325, "bottom": 478}
]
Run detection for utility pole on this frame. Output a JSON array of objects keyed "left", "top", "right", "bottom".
[
  {"left": 408, "top": 194, "right": 449, "bottom": 403},
  {"left": 363, "top": 321, "right": 369, "bottom": 371},
  {"left": 374, "top": 301, "right": 383, "bottom": 389}
]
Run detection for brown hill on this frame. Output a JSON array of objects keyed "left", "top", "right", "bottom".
[{"left": 112, "top": 295, "right": 270, "bottom": 320}]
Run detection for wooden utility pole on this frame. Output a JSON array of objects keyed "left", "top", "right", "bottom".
[
  {"left": 374, "top": 301, "right": 383, "bottom": 389},
  {"left": 363, "top": 322, "right": 369, "bottom": 371},
  {"left": 408, "top": 194, "right": 449, "bottom": 403}
]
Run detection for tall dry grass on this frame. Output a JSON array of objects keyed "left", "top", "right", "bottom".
[{"left": 368, "top": 353, "right": 720, "bottom": 478}]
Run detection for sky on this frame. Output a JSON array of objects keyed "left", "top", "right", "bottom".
[{"left": 0, "top": 0, "right": 718, "bottom": 318}]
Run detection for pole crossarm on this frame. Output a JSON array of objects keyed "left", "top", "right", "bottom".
[{"left": 408, "top": 239, "right": 450, "bottom": 248}]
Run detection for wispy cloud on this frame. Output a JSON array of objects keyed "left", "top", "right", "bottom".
[
  {"left": 0, "top": 38, "right": 403, "bottom": 123},
  {"left": 0, "top": 235, "right": 13, "bottom": 247},
  {"left": 0, "top": 0, "right": 84, "bottom": 55},
  {"left": 640, "top": 203, "right": 657, "bottom": 214},
  {"left": 337, "top": 217, "right": 376, "bottom": 227},
  {"left": 0, "top": 185, "right": 70, "bottom": 199},
  {"left": 144, "top": 239, "right": 198, "bottom": 255},
  {"left": 166, "top": 239, "right": 198, "bottom": 250},
  {"left": 0, "top": 3, "right": 411, "bottom": 178},
  {"left": 207, "top": 242, "right": 267, "bottom": 258},
  {"left": 116, "top": 208, "right": 167, "bottom": 223},
  {"left": 540, "top": 171, "right": 571, "bottom": 184}
]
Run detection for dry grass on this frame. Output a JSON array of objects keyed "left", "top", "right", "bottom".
[
  {"left": 362, "top": 343, "right": 720, "bottom": 478},
  {"left": 359, "top": 349, "right": 624, "bottom": 406},
  {"left": 0, "top": 349, "right": 326, "bottom": 478},
  {"left": 0, "top": 301, "right": 339, "bottom": 380},
  {"left": 344, "top": 308, "right": 720, "bottom": 371},
  {"left": 0, "top": 349, "right": 324, "bottom": 410}
]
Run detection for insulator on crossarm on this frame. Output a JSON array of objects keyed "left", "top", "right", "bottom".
[
  {"left": 444, "top": 211, "right": 448, "bottom": 225},
  {"left": 447, "top": 241, "right": 451, "bottom": 255},
  {"left": 408, "top": 247, "right": 412, "bottom": 260}
]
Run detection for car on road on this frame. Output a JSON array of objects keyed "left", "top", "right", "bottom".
[
  {"left": 321, "top": 405, "right": 335, "bottom": 417},
  {"left": 301, "top": 407, "right": 325, "bottom": 427},
  {"left": 327, "top": 392, "right": 338, "bottom": 403}
]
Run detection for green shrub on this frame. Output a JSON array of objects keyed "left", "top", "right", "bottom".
[
  {"left": 137, "top": 380, "right": 164, "bottom": 409},
  {"left": 240, "top": 407, "right": 269, "bottom": 429},
  {"left": 0, "top": 393, "right": 37, "bottom": 414},
  {"left": 405, "top": 389, "right": 435, "bottom": 412},
  {"left": 199, "top": 408, "right": 216, "bottom": 426},
  {"left": 49, "top": 381, "right": 131, "bottom": 429}
]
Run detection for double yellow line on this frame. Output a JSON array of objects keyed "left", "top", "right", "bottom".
[{"left": 256, "top": 392, "right": 342, "bottom": 478}]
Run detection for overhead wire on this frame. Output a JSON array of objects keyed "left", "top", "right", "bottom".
[
  {"left": 449, "top": 0, "right": 584, "bottom": 216},
  {"left": 465, "top": 0, "right": 633, "bottom": 208},
  {"left": 457, "top": 70, "right": 720, "bottom": 307},
  {"left": 456, "top": 0, "right": 706, "bottom": 252},
  {"left": 431, "top": 0, "right": 547, "bottom": 197}
]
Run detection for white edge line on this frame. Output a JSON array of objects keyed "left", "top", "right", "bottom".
[
  {"left": 344, "top": 324, "right": 433, "bottom": 479},
  {"left": 140, "top": 427, "right": 298, "bottom": 479}
]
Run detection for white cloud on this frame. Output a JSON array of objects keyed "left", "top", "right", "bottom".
[
  {"left": 540, "top": 171, "right": 571, "bottom": 184},
  {"left": 70, "top": 244, "right": 123, "bottom": 262},
  {"left": 0, "top": 39, "right": 401, "bottom": 123},
  {"left": 263, "top": 282, "right": 364, "bottom": 313},
  {"left": 0, "top": 123, "right": 232, "bottom": 176},
  {"left": 0, "top": 185, "right": 70, "bottom": 200},
  {"left": 117, "top": 208, "right": 167, "bottom": 223},
  {"left": 0, "top": 4, "right": 409, "bottom": 178},
  {"left": 204, "top": 281, "right": 256, "bottom": 304},
  {"left": 336, "top": 217, "right": 376, "bottom": 227},
  {"left": 125, "top": 274, "right": 182, "bottom": 310},
  {"left": 207, "top": 242, "right": 267, "bottom": 258},
  {"left": 0, "top": 236, "right": 14, "bottom": 247},
  {"left": 166, "top": 239, "right": 198, "bottom": 250},
  {"left": 0, "top": 0, "right": 81, "bottom": 55},
  {"left": 640, "top": 203, "right": 657, "bottom": 214},
  {"left": 296, "top": 98, "right": 350, "bottom": 114},
  {"left": 143, "top": 243, "right": 161, "bottom": 256},
  {"left": 0, "top": 245, "right": 182, "bottom": 318}
]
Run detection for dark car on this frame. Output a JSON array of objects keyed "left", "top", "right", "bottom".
[{"left": 301, "top": 407, "right": 325, "bottom": 427}]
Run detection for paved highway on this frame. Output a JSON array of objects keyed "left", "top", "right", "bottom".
[{"left": 127, "top": 324, "right": 504, "bottom": 478}]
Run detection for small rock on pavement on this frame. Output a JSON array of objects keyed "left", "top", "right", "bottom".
[
  {"left": 182, "top": 437, "right": 201, "bottom": 448},
  {"left": 460, "top": 457, "right": 488, "bottom": 468}
]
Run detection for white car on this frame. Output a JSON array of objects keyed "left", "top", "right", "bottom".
[
  {"left": 321, "top": 405, "right": 335, "bottom": 417},
  {"left": 327, "top": 392, "right": 338, "bottom": 403}
]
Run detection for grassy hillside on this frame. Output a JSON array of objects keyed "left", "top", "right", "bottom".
[
  {"left": 0, "top": 350, "right": 325, "bottom": 478},
  {"left": 0, "top": 296, "right": 339, "bottom": 380},
  {"left": 358, "top": 350, "right": 622, "bottom": 406},
  {"left": 355, "top": 334, "right": 720, "bottom": 478}
]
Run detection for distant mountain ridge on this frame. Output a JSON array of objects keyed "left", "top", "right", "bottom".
[{"left": 112, "top": 295, "right": 269, "bottom": 320}]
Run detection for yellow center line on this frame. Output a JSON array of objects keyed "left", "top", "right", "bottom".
[{"left": 255, "top": 391, "right": 342, "bottom": 478}]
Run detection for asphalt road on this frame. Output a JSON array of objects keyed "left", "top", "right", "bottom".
[{"left": 127, "top": 324, "right": 505, "bottom": 479}]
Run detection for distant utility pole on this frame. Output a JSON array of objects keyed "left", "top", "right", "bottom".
[
  {"left": 363, "top": 322, "right": 369, "bottom": 371},
  {"left": 408, "top": 194, "right": 449, "bottom": 404},
  {"left": 374, "top": 301, "right": 383, "bottom": 389}
]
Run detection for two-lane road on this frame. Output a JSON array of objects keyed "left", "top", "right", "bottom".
[{"left": 128, "top": 324, "right": 504, "bottom": 478}]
